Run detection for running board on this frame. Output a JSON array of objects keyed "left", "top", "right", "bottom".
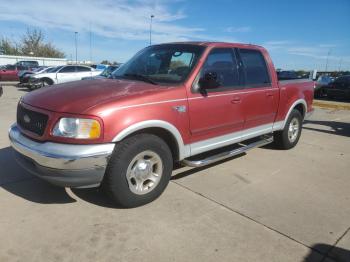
[{"left": 182, "top": 135, "right": 273, "bottom": 168}]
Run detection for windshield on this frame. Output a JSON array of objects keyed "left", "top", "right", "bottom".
[{"left": 112, "top": 44, "right": 205, "bottom": 84}]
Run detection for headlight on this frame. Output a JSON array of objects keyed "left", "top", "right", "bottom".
[{"left": 53, "top": 118, "right": 101, "bottom": 139}]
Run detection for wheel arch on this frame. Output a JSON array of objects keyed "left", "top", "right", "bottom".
[
  {"left": 112, "top": 120, "right": 190, "bottom": 161},
  {"left": 281, "top": 99, "right": 307, "bottom": 129},
  {"left": 40, "top": 77, "right": 54, "bottom": 85}
]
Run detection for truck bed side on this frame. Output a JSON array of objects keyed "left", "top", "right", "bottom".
[{"left": 274, "top": 79, "right": 314, "bottom": 127}]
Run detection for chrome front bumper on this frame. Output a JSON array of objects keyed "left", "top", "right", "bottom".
[{"left": 9, "top": 124, "right": 115, "bottom": 188}]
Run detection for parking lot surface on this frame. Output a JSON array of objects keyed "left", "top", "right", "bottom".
[{"left": 0, "top": 84, "right": 349, "bottom": 262}]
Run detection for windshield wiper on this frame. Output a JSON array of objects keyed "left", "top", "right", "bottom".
[{"left": 123, "top": 73, "right": 158, "bottom": 85}]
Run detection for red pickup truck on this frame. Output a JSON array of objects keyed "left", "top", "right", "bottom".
[
  {"left": 0, "top": 61, "right": 40, "bottom": 81},
  {"left": 0, "top": 65, "right": 21, "bottom": 81},
  {"left": 9, "top": 42, "right": 314, "bottom": 207}
]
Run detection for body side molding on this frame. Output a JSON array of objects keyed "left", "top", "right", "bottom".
[{"left": 190, "top": 123, "right": 273, "bottom": 156}]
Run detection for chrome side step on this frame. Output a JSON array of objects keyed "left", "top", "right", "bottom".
[{"left": 182, "top": 135, "right": 273, "bottom": 168}]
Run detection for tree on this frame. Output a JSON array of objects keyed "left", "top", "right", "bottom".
[
  {"left": 169, "top": 60, "right": 186, "bottom": 70},
  {"left": 100, "top": 60, "right": 111, "bottom": 65},
  {"left": 0, "top": 38, "right": 20, "bottom": 55},
  {"left": 0, "top": 28, "right": 65, "bottom": 58}
]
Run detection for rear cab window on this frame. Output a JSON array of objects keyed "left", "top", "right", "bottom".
[{"left": 238, "top": 48, "right": 271, "bottom": 88}]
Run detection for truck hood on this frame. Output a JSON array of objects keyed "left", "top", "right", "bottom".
[{"left": 22, "top": 79, "right": 167, "bottom": 114}]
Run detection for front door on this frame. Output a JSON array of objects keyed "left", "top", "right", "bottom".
[
  {"left": 187, "top": 48, "right": 245, "bottom": 146},
  {"left": 57, "top": 66, "right": 77, "bottom": 83}
]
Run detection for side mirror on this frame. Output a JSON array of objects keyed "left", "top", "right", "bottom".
[{"left": 199, "top": 72, "right": 220, "bottom": 90}]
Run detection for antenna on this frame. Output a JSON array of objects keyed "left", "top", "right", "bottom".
[{"left": 89, "top": 22, "right": 92, "bottom": 64}]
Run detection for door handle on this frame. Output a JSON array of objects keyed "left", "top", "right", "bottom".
[
  {"left": 231, "top": 97, "right": 241, "bottom": 104},
  {"left": 266, "top": 92, "right": 274, "bottom": 97}
]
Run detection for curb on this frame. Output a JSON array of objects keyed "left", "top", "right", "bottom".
[
  {"left": 0, "top": 81, "right": 19, "bottom": 86},
  {"left": 313, "top": 100, "right": 350, "bottom": 110}
]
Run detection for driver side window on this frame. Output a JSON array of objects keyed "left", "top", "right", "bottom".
[{"left": 195, "top": 48, "right": 240, "bottom": 92}]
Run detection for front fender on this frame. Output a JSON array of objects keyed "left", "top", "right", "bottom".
[{"left": 112, "top": 120, "right": 190, "bottom": 160}]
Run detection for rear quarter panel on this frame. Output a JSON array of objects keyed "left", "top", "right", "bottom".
[{"left": 276, "top": 79, "right": 314, "bottom": 122}]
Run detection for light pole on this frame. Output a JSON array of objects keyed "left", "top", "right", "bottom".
[
  {"left": 74, "top": 32, "right": 78, "bottom": 64},
  {"left": 149, "top": 15, "right": 154, "bottom": 46},
  {"left": 338, "top": 58, "right": 342, "bottom": 72},
  {"left": 325, "top": 49, "right": 331, "bottom": 73}
]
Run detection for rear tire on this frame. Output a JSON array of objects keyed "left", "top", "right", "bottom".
[
  {"left": 273, "top": 109, "right": 302, "bottom": 149},
  {"left": 103, "top": 134, "right": 173, "bottom": 208}
]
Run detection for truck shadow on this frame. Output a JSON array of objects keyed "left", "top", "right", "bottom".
[
  {"left": 72, "top": 154, "right": 247, "bottom": 208},
  {"left": 0, "top": 146, "right": 139, "bottom": 208},
  {"left": 303, "top": 243, "right": 350, "bottom": 262},
  {"left": 1, "top": 147, "right": 252, "bottom": 208},
  {"left": 0, "top": 147, "right": 76, "bottom": 204},
  {"left": 303, "top": 120, "right": 350, "bottom": 137}
]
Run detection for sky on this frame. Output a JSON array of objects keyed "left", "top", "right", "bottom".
[{"left": 0, "top": 0, "right": 349, "bottom": 71}]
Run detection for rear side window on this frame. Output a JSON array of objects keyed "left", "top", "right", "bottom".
[
  {"left": 59, "top": 66, "right": 76, "bottom": 73},
  {"left": 239, "top": 49, "right": 270, "bottom": 87},
  {"left": 76, "top": 66, "right": 91, "bottom": 72}
]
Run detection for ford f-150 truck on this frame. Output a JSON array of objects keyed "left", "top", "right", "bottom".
[{"left": 9, "top": 42, "right": 314, "bottom": 207}]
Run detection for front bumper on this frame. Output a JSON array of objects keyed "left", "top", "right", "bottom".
[{"left": 9, "top": 124, "right": 115, "bottom": 188}]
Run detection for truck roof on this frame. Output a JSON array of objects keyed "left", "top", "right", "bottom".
[{"left": 156, "top": 41, "right": 265, "bottom": 50}]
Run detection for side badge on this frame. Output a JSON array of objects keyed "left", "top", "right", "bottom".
[{"left": 173, "top": 105, "right": 187, "bottom": 113}]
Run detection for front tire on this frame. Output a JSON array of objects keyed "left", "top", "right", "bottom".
[
  {"left": 274, "top": 109, "right": 302, "bottom": 149},
  {"left": 103, "top": 134, "right": 173, "bottom": 208}
]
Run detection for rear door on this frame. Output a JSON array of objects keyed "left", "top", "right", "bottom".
[
  {"left": 76, "top": 66, "right": 93, "bottom": 79},
  {"left": 56, "top": 66, "right": 77, "bottom": 83},
  {"left": 187, "top": 48, "right": 245, "bottom": 143},
  {"left": 237, "top": 48, "right": 279, "bottom": 130}
]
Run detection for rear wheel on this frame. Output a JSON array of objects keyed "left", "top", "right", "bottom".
[
  {"left": 103, "top": 134, "right": 173, "bottom": 208},
  {"left": 274, "top": 109, "right": 302, "bottom": 149}
]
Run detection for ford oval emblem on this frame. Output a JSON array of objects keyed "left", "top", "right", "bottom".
[{"left": 23, "top": 114, "right": 31, "bottom": 123}]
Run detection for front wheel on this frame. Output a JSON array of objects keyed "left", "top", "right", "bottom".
[
  {"left": 103, "top": 134, "right": 173, "bottom": 208},
  {"left": 273, "top": 109, "right": 302, "bottom": 149},
  {"left": 41, "top": 78, "right": 53, "bottom": 87}
]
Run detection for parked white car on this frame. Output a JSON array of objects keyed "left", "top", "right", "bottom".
[{"left": 29, "top": 65, "right": 101, "bottom": 87}]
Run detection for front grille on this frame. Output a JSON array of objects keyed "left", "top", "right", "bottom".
[{"left": 17, "top": 103, "right": 48, "bottom": 136}]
